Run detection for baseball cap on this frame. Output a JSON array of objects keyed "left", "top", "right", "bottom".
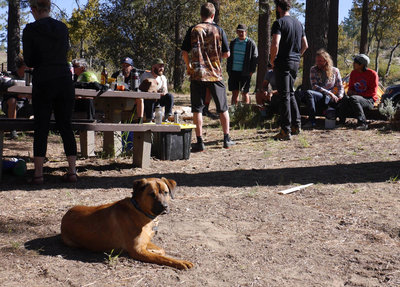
[
  {"left": 152, "top": 58, "right": 165, "bottom": 66},
  {"left": 121, "top": 57, "right": 134, "bottom": 66},
  {"left": 236, "top": 24, "right": 247, "bottom": 31},
  {"left": 353, "top": 54, "right": 370, "bottom": 67}
]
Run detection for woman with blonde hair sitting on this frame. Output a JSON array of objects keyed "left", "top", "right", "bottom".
[{"left": 303, "top": 49, "right": 344, "bottom": 128}]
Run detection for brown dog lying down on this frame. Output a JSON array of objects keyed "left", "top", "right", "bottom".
[{"left": 61, "top": 177, "right": 193, "bottom": 270}]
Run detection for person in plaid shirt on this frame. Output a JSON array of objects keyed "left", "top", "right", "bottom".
[{"left": 303, "top": 49, "right": 344, "bottom": 128}]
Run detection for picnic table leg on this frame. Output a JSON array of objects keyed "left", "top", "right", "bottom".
[
  {"left": 103, "top": 109, "right": 123, "bottom": 157},
  {"left": 79, "top": 131, "right": 95, "bottom": 157},
  {"left": 132, "top": 131, "right": 152, "bottom": 168},
  {"left": 0, "top": 131, "right": 3, "bottom": 182}
]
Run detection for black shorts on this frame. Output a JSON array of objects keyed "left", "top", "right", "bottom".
[
  {"left": 228, "top": 71, "right": 251, "bottom": 93},
  {"left": 190, "top": 80, "right": 228, "bottom": 113}
]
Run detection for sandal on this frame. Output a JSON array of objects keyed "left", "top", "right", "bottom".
[
  {"left": 27, "top": 175, "right": 44, "bottom": 185},
  {"left": 63, "top": 172, "right": 78, "bottom": 183}
]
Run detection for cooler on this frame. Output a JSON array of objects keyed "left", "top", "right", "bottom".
[{"left": 151, "top": 123, "right": 195, "bottom": 160}]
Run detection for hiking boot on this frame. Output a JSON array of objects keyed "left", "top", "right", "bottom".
[
  {"left": 291, "top": 126, "right": 301, "bottom": 135},
  {"left": 273, "top": 129, "right": 291, "bottom": 141},
  {"left": 223, "top": 137, "right": 236, "bottom": 149},
  {"left": 191, "top": 142, "right": 205, "bottom": 152}
]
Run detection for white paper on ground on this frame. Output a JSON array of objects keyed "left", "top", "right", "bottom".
[{"left": 278, "top": 183, "right": 314, "bottom": 194}]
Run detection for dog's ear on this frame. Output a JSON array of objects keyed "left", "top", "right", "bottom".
[
  {"left": 161, "top": 177, "right": 176, "bottom": 199},
  {"left": 132, "top": 178, "right": 147, "bottom": 197}
]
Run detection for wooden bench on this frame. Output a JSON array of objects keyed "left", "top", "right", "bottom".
[{"left": 0, "top": 118, "right": 181, "bottom": 181}]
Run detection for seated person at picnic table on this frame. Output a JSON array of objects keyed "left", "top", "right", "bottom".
[
  {"left": 256, "top": 64, "right": 279, "bottom": 118},
  {"left": 303, "top": 49, "right": 344, "bottom": 128},
  {"left": 140, "top": 58, "right": 174, "bottom": 122},
  {"left": 338, "top": 54, "right": 378, "bottom": 130},
  {"left": 0, "top": 55, "right": 31, "bottom": 139},
  {"left": 111, "top": 57, "right": 144, "bottom": 123},
  {"left": 72, "top": 58, "right": 97, "bottom": 120}
]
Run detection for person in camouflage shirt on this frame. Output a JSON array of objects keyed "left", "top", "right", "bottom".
[{"left": 181, "top": 2, "right": 235, "bottom": 152}]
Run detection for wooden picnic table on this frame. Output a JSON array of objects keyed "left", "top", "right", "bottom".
[{"left": 6, "top": 85, "right": 162, "bottom": 157}]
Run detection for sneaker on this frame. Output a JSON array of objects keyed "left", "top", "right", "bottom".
[
  {"left": 223, "top": 138, "right": 236, "bottom": 149},
  {"left": 302, "top": 121, "right": 316, "bottom": 129},
  {"left": 356, "top": 123, "right": 368, "bottom": 130},
  {"left": 273, "top": 129, "right": 291, "bottom": 141},
  {"left": 191, "top": 142, "right": 205, "bottom": 152},
  {"left": 291, "top": 126, "right": 301, "bottom": 135}
]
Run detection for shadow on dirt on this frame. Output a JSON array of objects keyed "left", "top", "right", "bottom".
[
  {"left": 2, "top": 160, "right": 399, "bottom": 191},
  {"left": 24, "top": 235, "right": 115, "bottom": 263}
]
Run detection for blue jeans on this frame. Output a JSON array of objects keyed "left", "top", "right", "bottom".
[{"left": 305, "top": 90, "right": 331, "bottom": 122}]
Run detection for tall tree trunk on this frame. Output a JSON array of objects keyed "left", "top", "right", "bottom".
[
  {"left": 383, "top": 41, "right": 400, "bottom": 85},
  {"left": 173, "top": 3, "right": 184, "bottom": 91},
  {"left": 302, "top": 0, "right": 330, "bottom": 90},
  {"left": 360, "top": 0, "right": 369, "bottom": 54},
  {"left": 256, "top": 0, "right": 270, "bottom": 92},
  {"left": 375, "top": 36, "right": 381, "bottom": 74},
  {"left": 80, "top": 37, "right": 84, "bottom": 58},
  {"left": 208, "top": 0, "right": 220, "bottom": 24},
  {"left": 7, "top": 0, "right": 20, "bottom": 72},
  {"left": 327, "top": 0, "right": 338, "bottom": 66}
]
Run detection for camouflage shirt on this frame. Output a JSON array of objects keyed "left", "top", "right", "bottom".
[{"left": 181, "top": 22, "right": 229, "bottom": 82}]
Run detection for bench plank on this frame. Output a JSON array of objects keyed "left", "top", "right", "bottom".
[
  {"left": 0, "top": 119, "right": 183, "bottom": 180},
  {"left": 0, "top": 119, "right": 181, "bottom": 132}
]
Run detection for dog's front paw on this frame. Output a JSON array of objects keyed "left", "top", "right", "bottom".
[{"left": 174, "top": 259, "right": 194, "bottom": 270}]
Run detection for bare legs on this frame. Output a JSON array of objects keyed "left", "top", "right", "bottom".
[
  {"left": 231, "top": 90, "right": 250, "bottom": 105},
  {"left": 194, "top": 110, "right": 230, "bottom": 137}
]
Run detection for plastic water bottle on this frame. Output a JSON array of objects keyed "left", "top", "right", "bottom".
[
  {"left": 2, "top": 158, "right": 27, "bottom": 176},
  {"left": 155, "top": 106, "right": 163, "bottom": 124},
  {"left": 116, "top": 72, "right": 124, "bottom": 90}
]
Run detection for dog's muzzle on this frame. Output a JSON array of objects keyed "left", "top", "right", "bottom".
[{"left": 153, "top": 201, "right": 169, "bottom": 215}]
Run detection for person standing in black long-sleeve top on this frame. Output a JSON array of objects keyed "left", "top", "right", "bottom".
[{"left": 23, "top": 0, "right": 77, "bottom": 184}]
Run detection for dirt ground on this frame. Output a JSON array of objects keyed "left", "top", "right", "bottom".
[{"left": 0, "top": 94, "right": 399, "bottom": 287}]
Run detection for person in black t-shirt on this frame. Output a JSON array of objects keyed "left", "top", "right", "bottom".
[{"left": 270, "top": 0, "right": 308, "bottom": 141}]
